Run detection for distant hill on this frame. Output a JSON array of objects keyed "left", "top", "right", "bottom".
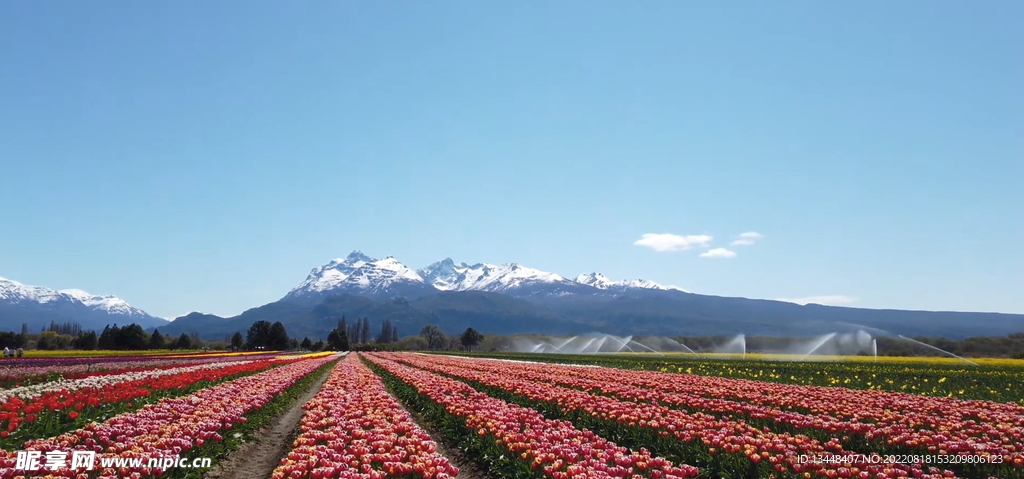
[
  {"left": 6, "top": 251, "right": 1024, "bottom": 340},
  {"left": 0, "top": 276, "right": 167, "bottom": 332}
]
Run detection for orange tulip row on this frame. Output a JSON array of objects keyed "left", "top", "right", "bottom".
[
  {"left": 271, "top": 354, "right": 459, "bottom": 479},
  {"left": 365, "top": 353, "right": 701, "bottom": 479},
  {"left": 388, "top": 353, "right": 962, "bottom": 479}
]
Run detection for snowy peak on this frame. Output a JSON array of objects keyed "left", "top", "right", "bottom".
[
  {"left": 286, "top": 251, "right": 430, "bottom": 300},
  {"left": 0, "top": 276, "right": 155, "bottom": 317},
  {"left": 575, "top": 272, "right": 617, "bottom": 289},
  {"left": 418, "top": 260, "right": 571, "bottom": 293},
  {"left": 58, "top": 289, "right": 147, "bottom": 316},
  {"left": 289, "top": 252, "right": 692, "bottom": 301},
  {"left": 573, "top": 272, "right": 686, "bottom": 292},
  {"left": 0, "top": 276, "right": 64, "bottom": 304},
  {"left": 418, "top": 258, "right": 473, "bottom": 291}
]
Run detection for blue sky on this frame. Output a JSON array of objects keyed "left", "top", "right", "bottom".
[{"left": 1, "top": 1, "right": 1021, "bottom": 319}]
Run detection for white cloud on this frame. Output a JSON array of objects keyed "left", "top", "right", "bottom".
[
  {"left": 775, "top": 295, "right": 858, "bottom": 306},
  {"left": 634, "top": 233, "right": 713, "bottom": 252},
  {"left": 699, "top": 248, "right": 737, "bottom": 258},
  {"left": 731, "top": 231, "right": 763, "bottom": 246}
]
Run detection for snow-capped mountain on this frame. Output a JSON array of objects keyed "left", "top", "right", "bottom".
[
  {"left": 285, "top": 251, "right": 691, "bottom": 304},
  {"left": 0, "top": 276, "right": 167, "bottom": 331},
  {"left": 574, "top": 273, "right": 689, "bottom": 292},
  {"left": 417, "top": 258, "right": 688, "bottom": 297},
  {"left": 418, "top": 258, "right": 578, "bottom": 295},
  {"left": 58, "top": 289, "right": 151, "bottom": 316},
  {"left": 284, "top": 251, "right": 436, "bottom": 303}
]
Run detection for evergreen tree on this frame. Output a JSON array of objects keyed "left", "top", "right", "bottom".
[
  {"left": 148, "top": 329, "right": 165, "bottom": 349},
  {"left": 360, "top": 318, "right": 371, "bottom": 344},
  {"left": 300, "top": 337, "right": 313, "bottom": 350},
  {"left": 230, "top": 332, "right": 244, "bottom": 350},
  {"left": 311, "top": 340, "right": 325, "bottom": 351},
  {"left": 347, "top": 320, "right": 359, "bottom": 345},
  {"left": 72, "top": 331, "right": 97, "bottom": 350},
  {"left": 97, "top": 325, "right": 118, "bottom": 350},
  {"left": 118, "top": 324, "right": 149, "bottom": 350},
  {"left": 391, "top": 326, "right": 399, "bottom": 343},
  {"left": 460, "top": 327, "right": 484, "bottom": 351},
  {"left": 376, "top": 320, "right": 395, "bottom": 344},
  {"left": 327, "top": 328, "right": 349, "bottom": 351},
  {"left": 174, "top": 333, "right": 192, "bottom": 350},
  {"left": 268, "top": 321, "right": 290, "bottom": 350},
  {"left": 247, "top": 321, "right": 273, "bottom": 349}
]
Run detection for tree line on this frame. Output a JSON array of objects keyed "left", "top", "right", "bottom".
[{"left": 0, "top": 319, "right": 492, "bottom": 354}]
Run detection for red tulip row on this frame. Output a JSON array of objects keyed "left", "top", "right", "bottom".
[
  {"left": 0, "top": 354, "right": 337, "bottom": 479},
  {"left": 421, "top": 354, "right": 1024, "bottom": 463},
  {"left": 365, "top": 353, "right": 701, "bottom": 479},
  {"left": 271, "top": 354, "right": 458, "bottom": 479},
  {"left": 0, "top": 353, "right": 280, "bottom": 388},
  {"left": 388, "top": 353, "right": 959, "bottom": 479},
  {"left": 0, "top": 357, "right": 296, "bottom": 448}
]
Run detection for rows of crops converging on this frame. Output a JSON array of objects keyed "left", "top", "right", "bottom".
[{"left": 1, "top": 351, "right": 1022, "bottom": 479}]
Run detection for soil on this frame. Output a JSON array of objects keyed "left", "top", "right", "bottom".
[
  {"left": 203, "top": 360, "right": 333, "bottom": 479},
  {"left": 399, "top": 401, "right": 493, "bottom": 479},
  {"left": 205, "top": 353, "right": 491, "bottom": 479}
]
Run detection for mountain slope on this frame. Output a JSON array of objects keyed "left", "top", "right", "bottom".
[
  {"left": 284, "top": 251, "right": 437, "bottom": 304},
  {"left": 0, "top": 276, "right": 166, "bottom": 331},
  {"left": 574, "top": 272, "right": 688, "bottom": 293},
  {"left": 418, "top": 259, "right": 596, "bottom": 297}
]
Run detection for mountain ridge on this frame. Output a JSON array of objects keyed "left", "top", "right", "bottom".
[{"left": 0, "top": 276, "right": 168, "bottom": 331}]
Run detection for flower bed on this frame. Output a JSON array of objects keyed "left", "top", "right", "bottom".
[
  {"left": 365, "top": 353, "right": 700, "bottom": 479},
  {"left": 390, "top": 353, "right": 969, "bottom": 479},
  {"left": 0, "top": 353, "right": 338, "bottom": 478},
  {"left": 272, "top": 354, "right": 458, "bottom": 479}
]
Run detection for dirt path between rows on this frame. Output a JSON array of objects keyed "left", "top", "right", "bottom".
[
  {"left": 203, "top": 358, "right": 337, "bottom": 479},
  {"left": 399, "top": 401, "right": 492, "bottom": 479}
]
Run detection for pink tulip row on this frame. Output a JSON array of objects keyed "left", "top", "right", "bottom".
[
  {"left": 0, "top": 354, "right": 338, "bottom": 479},
  {"left": 0, "top": 358, "right": 265, "bottom": 404},
  {"left": 389, "top": 353, "right": 959, "bottom": 479},
  {"left": 365, "top": 353, "right": 701, "bottom": 479},
  {"left": 271, "top": 354, "right": 458, "bottom": 479},
  {"left": 0, "top": 353, "right": 281, "bottom": 386},
  {"left": 425, "top": 354, "right": 1024, "bottom": 462}
]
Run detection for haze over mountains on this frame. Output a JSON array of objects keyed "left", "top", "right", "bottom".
[{"left": 3, "top": 251, "right": 1023, "bottom": 340}]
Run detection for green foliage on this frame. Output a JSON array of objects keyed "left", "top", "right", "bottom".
[
  {"left": 93, "top": 324, "right": 149, "bottom": 350},
  {"left": 0, "top": 361, "right": 287, "bottom": 450},
  {"left": 230, "top": 332, "right": 243, "bottom": 350},
  {"left": 451, "top": 351, "right": 1024, "bottom": 404},
  {"left": 460, "top": 327, "right": 484, "bottom": 351},
  {"left": 148, "top": 329, "right": 165, "bottom": 349},
  {"left": 71, "top": 331, "right": 97, "bottom": 350},
  {"left": 326, "top": 328, "right": 349, "bottom": 351},
  {"left": 161, "top": 358, "right": 339, "bottom": 479},
  {"left": 246, "top": 320, "right": 273, "bottom": 349},
  {"left": 363, "top": 357, "right": 546, "bottom": 479},
  {"left": 0, "top": 331, "right": 26, "bottom": 349},
  {"left": 173, "top": 333, "right": 192, "bottom": 350},
  {"left": 268, "top": 321, "right": 290, "bottom": 350}
]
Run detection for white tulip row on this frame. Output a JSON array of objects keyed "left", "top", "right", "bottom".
[{"left": 0, "top": 358, "right": 268, "bottom": 403}]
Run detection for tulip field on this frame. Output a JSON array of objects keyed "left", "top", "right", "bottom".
[{"left": 2, "top": 350, "right": 1023, "bottom": 479}]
